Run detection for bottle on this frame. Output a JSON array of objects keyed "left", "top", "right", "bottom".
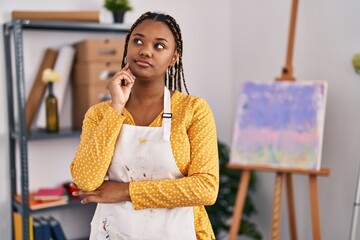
[{"left": 45, "top": 82, "right": 59, "bottom": 132}]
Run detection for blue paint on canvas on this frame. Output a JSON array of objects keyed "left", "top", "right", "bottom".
[
  {"left": 240, "top": 82, "right": 324, "bottom": 132},
  {"left": 230, "top": 80, "right": 327, "bottom": 169}
]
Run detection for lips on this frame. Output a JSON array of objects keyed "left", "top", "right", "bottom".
[{"left": 135, "top": 59, "right": 151, "bottom": 67}]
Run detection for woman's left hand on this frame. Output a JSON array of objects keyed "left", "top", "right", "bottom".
[{"left": 71, "top": 181, "right": 130, "bottom": 204}]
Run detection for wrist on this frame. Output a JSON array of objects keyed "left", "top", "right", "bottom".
[
  {"left": 110, "top": 101, "right": 125, "bottom": 114},
  {"left": 123, "top": 182, "right": 131, "bottom": 201}
]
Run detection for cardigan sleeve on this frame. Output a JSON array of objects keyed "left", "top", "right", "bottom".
[
  {"left": 70, "top": 102, "right": 125, "bottom": 191},
  {"left": 129, "top": 98, "right": 219, "bottom": 209}
]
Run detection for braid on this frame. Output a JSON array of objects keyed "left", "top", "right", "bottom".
[
  {"left": 121, "top": 12, "right": 189, "bottom": 94},
  {"left": 121, "top": 13, "right": 149, "bottom": 68}
]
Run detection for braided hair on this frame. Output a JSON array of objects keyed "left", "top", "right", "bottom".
[{"left": 121, "top": 12, "right": 189, "bottom": 94}]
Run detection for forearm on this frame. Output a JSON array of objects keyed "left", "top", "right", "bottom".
[
  {"left": 73, "top": 181, "right": 131, "bottom": 204},
  {"left": 130, "top": 172, "right": 218, "bottom": 210},
  {"left": 70, "top": 105, "right": 125, "bottom": 191}
]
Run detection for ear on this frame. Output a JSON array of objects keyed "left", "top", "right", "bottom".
[{"left": 169, "top": 50, "right": 179, "bottom": 67}]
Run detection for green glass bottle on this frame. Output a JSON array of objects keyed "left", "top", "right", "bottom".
[{"left": 45, "top": 82, "right": 59, "bottom": 132}]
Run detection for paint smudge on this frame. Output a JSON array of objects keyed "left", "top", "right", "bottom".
[{"left": 230, "top": 81, "right": 327, "bottom": 169}]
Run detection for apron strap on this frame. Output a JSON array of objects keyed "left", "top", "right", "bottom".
[{"left": 162, "top": 86, "right": 172, "bottom": 142}]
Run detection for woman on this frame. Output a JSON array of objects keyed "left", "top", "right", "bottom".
[{"left": 70, "top": 12, "right": 219, "bottom": 240}]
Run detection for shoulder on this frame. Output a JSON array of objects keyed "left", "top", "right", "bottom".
[
  {"left": 84, "top": 100, "right": 113, "bottom": 120},
  {"left": 172, "top": 90, "right": 211, "bottom": 110},
  {"left": 172, "top": 91, "right": 214, "bottom": 122}
]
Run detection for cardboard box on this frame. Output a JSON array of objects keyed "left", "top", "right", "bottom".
[
  {"left": 72, "top": 84, "right": 111, "bottom": 130},
  {"left": 75, "top": 38, "right": 125, "bottom": 63},
  {"left": 73, "top": 62, "right": 121, "bottom": 87}
]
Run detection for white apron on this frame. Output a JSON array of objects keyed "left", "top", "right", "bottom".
[{"left": 89, "top": 87, "right": 197, "bottom": 240}]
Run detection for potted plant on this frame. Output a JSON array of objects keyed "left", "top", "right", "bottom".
[
  {"left": 104, "top": 0, "right": 133, "bottom": 23},
  {"left": 206, "top": 140, "right": 262, "bottom": 239}
]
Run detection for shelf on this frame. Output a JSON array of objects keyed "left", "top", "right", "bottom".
[
  {"left": 13, "top": 198, "right": 95, "bottom": 215},
  {"left": 11, "top": 129, "right": 81, "bottom": 140},
  {"left": 4, "top": 19, "right": 131, "bottom": 240},
  {"left": 4, "top": 19, "right": 131, "bottom": 33}
]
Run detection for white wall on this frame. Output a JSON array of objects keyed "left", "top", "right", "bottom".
[
  {"left": 0, "top": 0, "right": 232, "bottom": 239},
  {"left": 2, "top": 0, "right": 360, "bottom": 239},
  {"left": 233, "top": 0, "right": 360, "bottom": 239}
]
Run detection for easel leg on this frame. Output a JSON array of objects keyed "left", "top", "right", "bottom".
[
  {"left": 309, "top": 175, "right": 322, "bottom": 240},
  {"left": 271, "top": 173, "right": 284, "bottom": 240},
  {"left": 286, "top": 173, "right": 297, "bottom": 240},
  {"left": 349, "top": 163, "right": 360, "bottom": 240},
  {"left": 228, "top": 170, "right": 251, "bottom": 240}
]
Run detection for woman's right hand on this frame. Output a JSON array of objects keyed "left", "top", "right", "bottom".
[{"left": 108, "top": 63, "right": 136, "bottom": 113}]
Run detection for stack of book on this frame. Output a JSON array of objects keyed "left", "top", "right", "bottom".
[
  {"left": 15, "top": 186, "right": 68, "bottom": 210},
  {"left": 34, "top": 216, "right": 67, "bottom": 240},
  {"left": 14, "top": 212, "right": 67, "bottom": 240}
]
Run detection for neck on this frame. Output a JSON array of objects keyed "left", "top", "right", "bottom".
[{"left": 130, "top": 81, "right": 165, "bottom": 104}]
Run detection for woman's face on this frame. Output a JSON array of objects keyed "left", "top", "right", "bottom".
[{"left": 127, "top": 19, "right": 178, "bottom": 82}]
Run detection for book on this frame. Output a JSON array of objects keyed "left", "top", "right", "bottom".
[
  {"left": 33, "top": 186, "right": 66, "bottom": 201},
  {"left": 13, "top": 212, "right": 34, "bottom": 240},
  {"left": 11, "top": 10, "right": 101, "bottom": 22},
  {"left": 48, "top": 216, "right": 67, "bottom": 240},
  {"left": 26, "top": 48, "right": 58, "bottom": 130},
  {"left": 32, "top": 217, "right": 43, "bottom": 240},
  {"left": 37, "top": 216, "right": 51, "bottom": 240},
  {"left": 14, "top": 193, "right": 68, "bottom": 210}
]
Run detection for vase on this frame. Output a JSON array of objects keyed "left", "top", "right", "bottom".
[
  {"left": 45, "top": 82, "right": 59, "bottom": 132},
  {"left": 113, "top": 11, "right": 125, "bottom": 23}
]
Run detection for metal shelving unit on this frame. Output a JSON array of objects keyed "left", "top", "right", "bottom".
[{"left": 3, "top": 19, "right": 130, "bottom": 239}]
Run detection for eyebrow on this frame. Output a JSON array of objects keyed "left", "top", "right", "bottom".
[{"left": 132, "top": 33, "right": 169, "bottom": 43}]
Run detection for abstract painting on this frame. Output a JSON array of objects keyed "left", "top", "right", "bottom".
[{"left": 230, "top": 81, "right": 327, "bottom": 170}]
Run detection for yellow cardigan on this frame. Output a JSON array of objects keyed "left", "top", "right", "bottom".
[{"left": 70, "top": 90, "right": 219, "bottom": 239}]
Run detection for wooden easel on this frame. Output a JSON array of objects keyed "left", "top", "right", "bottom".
[
  {"left": 228, "top": 0, "right": 330, "bottom": 239},
  {"left": 228, "top": 165, "right": 329, "bottom": 240}
]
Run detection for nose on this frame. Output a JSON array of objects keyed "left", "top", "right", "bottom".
[{"left": 140, "top": 45, "right": 152, "bottom": 57}]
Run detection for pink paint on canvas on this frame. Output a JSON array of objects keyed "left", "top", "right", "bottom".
[{"left": 230, "top": 81, "right": 327, "bottom": 169}]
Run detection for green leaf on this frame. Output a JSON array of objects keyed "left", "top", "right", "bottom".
[{"left": 104, "top": 0, "right": 133, "bottom": 12}]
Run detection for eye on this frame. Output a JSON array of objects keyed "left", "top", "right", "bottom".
[
  {"left": 133, "top": 38, "right": 143, "bottom": 45},
  {"left": 155, "top": 43, "right": 165, "bottom": 50}
]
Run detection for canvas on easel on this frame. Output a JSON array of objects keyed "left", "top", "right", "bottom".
[
  {"left": 227, "top": 0, "right": 330, "bottom": 239},
  {"left": 230, "top": 80, "right": 327, "bottom": 170}
]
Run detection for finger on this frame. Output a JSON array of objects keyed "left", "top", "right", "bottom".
[
  {"left": 123, "top": 62, "right": 130, "bottom": 70},
  {"left": 112, "top": 71, "right": 135, "bottom": 83},
  {"left": 112, "top": 65, "right": 128, "bottom": 78},
  {"left": 72, "top": 189, "right": 95, "bottom": 197},
  {"left": 72, "top": 190, "right": 82, "bottom": 197},
  {"left": 124, "top": 64, "right": 136, "bottom": 79},
  {"left": 70, "top": 182, "right": 79, "bottom": 189},
  {"left": 117, "top": 63, "right": 135, "bottom": 79},
  {"left": 121, "top": 75, "right": 136, "bottom": 86},
  {"left": 119, "top": 71, "right": 135, "bottom": 82},
  {"left": 111, "top": 74, "right": 135, "bottom": 87},
  {"left": 80, "top": 197, "right": 89, "bottom": 204},
  {"left": 81, "top": 195, "right": 98, "bottom": 204}
]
